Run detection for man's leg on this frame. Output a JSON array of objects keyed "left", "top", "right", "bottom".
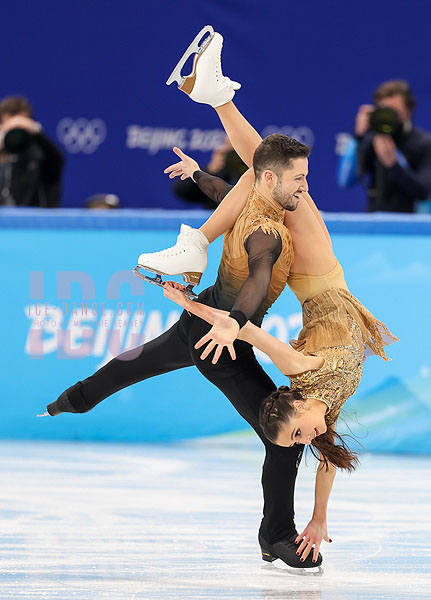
[
  {"left": 47, "top": 314, "right": 194, "bottom": 414},
  {"left": 196, "top": 351, "right": 302, "bottom": 543},
  {"left": 187, "top": 314, "right": 303, "bottom": 545}
]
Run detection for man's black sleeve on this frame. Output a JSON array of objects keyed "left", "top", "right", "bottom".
[
  {"left": 229, "top": 228, "right": 282, "bottom": 328},
  {"left": 193, "top": 170, "right": 234, "bottom": 205}
]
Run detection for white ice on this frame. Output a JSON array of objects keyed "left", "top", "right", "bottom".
[{"left": 0, "top": 436, "right": 430, "bottom": 599}]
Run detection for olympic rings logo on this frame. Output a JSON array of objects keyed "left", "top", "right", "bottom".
[
  {"left": 56, "top": 118, "right": 107, "bottom": 154},
  {"left": 261, "top": 125, "right": 315, "bottom": 147}
]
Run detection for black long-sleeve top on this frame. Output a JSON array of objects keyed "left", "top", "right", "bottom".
[{"left": 193, "top": 170, "right": 286, "bottom": 327}]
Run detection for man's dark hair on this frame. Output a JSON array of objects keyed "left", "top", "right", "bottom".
[
  {"left": 0, "top": 95, "right": 34, "bottom": 119},
  {"left": 253, "top": 134, "right": 310, "bottom": 180},
  {"left": 373, "top": 79, "right": 416, "bottom": 112}
]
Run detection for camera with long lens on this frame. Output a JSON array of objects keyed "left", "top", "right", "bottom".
[
  {"left": 1, "top": 128, "right": 33, "bottom": 154},
  {"left": 369, "top": 106, "right": 402, "bottom": 137}
]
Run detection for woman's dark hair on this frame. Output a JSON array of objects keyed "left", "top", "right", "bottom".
[
  {"left": 259, "top": 386, "right": 359, "bottom": 472},
  {"left": 253, "top": 134, "right": 310, "bottom": 180}
]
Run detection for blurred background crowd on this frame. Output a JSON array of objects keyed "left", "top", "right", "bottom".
[
  {"left": 2, "top": 79, "right": 430, "bottom": 213},
  {"left": 2, "top": 2, "right": 430, "bottom": 215}
]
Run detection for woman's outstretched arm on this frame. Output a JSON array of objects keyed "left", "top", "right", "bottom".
[
  {"left": 163, "top": 282, "right": 322, "bottom": 374},
  {"left": 295, "top": 458, "right": 336, "bottom": 562}
]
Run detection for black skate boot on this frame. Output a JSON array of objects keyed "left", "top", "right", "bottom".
[
  {"left": 46, "top": 391, "right": 78, "bottom": 416},
  {"left": 259, "top": 532, "right": 323, "bottom": 574},
  {"left": 38, "top": 383, "right": 88, "bottom": 417}
]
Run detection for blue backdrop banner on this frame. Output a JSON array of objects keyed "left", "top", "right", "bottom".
[
  {"left": 1, "top": 210, "right": 430, "bottom": 453},
  {"left": 2, "top": 0, "right": 431, "bottom": 212}
]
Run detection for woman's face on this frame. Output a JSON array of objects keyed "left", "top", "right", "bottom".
[{"left": 275, "top": 401, "right": 327, "bottom": 447}]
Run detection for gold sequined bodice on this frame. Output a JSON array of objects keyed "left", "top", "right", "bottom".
[{"left": 289, "top": 317, "right": 365, "bottom": 425}]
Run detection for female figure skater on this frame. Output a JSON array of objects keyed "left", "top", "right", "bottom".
[{"left": 136, "top": 26, "right": 398, "bottom": 563}]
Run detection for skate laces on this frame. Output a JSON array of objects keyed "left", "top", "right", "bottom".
[
  {"left": 214, "top": 48, "right": 237, "bottom": 90},
  {"left": 143, "top": 230, "right": 201, "bottom": 260},
  {"left": 150, "top": 241, "right": 188, "bottom": 258},
  {"left": 215, "top": 48, "right": 229, "bottom": 85}
]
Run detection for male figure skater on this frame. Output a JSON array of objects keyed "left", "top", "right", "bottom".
[{"left": 42, "top": 29, "right": 319, "bottom": 571}]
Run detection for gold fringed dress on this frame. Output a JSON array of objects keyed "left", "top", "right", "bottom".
[{"left": 287, "top": 262, "right": 399, "bottom": 425}]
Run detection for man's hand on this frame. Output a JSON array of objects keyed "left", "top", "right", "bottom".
[
  {"left": 162, "top": 281, "right": 189, "bottom": 308},
  {"left": 0, "top": 115, "right": 41, "bottom": 134},
  {"left": 373, "top": 134, "right": 397, "bottom": 168},
  {"left": 164, "top": 147, "right": 200, "bottom": 181},
  {"left": 194, "top": 314, "right": 239, "bottom": 363},
  {"left": 295, "top": 518, "right": 332, "bottom": 563},
  {"left": 354, "top": 104, "right": 374, "bottom": 137}
]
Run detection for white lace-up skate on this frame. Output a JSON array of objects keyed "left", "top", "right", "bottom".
[
  {"left": 166, "top": 26, "right": 241, "bottom": 108},
  {"left": 133, "top": 225, "right": 209, "bottom": 299}
]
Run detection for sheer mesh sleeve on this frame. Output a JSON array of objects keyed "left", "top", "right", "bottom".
[
  {"left": 193, "top": 170, "right": 234, "bottom": 205},
  {"left": 229, "top": 228, "right": 282, "bottom": 326}
]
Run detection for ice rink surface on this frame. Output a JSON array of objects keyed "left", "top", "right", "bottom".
[{"left": 1, "top": 435, "right": 430, "bottom": 600}]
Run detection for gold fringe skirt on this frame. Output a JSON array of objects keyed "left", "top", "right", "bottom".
[{"left": 290, "top": 288, "right": 399, "bottom": 361}]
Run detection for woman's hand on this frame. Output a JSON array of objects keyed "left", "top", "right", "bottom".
[
  {"left": 194, "top": 314, "right": 238, "bottom": 363},
  {"left": 295, "top": 518, "right": 332, "bottom": 563},
  {"left": 164, "top": 147, "right": 200, "bottom": 180},
  {"left": 162, "top": 281, "right": 189, "bottom": 308}
]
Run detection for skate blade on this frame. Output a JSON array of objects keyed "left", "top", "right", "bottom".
[
  {"left": 36, "top": 412, "right": 50, "bottom": 418},
  {"left": 136, "top": 262, "right": 202, "bottom": 286},
  {"left": 166, "top": 25, "right": 214, "bottom": 87},
  {"left": 133, "top": 266, "right": 198, "bottom": 300},
  {"left": 262, "top": 561, "right": 324, "bottom": 577}
]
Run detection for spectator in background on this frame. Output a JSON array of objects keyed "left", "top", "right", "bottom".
[
  {"left": 0, "top": 96, "right": 64, "bottom": 207},
  {"left": 85, "top": 194, "right": 120, "bottom": 210},
  {"left": 172, "top": 136, "right": 247, "bottom": 209},
  {"left": 338, "top": 80, "right": 431, "bottom": 212}
]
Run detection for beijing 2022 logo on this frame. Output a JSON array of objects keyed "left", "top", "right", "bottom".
[{"left": 57, "top": 118, "right": 107, "bottom": 154}]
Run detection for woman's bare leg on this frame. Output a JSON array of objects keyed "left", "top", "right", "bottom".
[
  {"left": 198, "top": 101, "right": 263, "bottom": 243},
  {"left": 215, "top": 102, "right": 263, "bottom": 168},
  {"left": 199, "top": 168, "right": 255, "bottom": 242}
]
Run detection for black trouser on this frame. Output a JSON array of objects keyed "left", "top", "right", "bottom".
[{"left": 65, "top": 288, "right": 304, "bottom": 543}]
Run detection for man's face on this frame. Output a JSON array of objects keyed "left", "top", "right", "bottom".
[
  {"left": 271, "top": 157, "right": 309, "bottom": 211},
  {"left": 379, "top": 94, "right": 410, "bottom": 123}
]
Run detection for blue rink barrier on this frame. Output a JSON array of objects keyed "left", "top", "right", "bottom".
[{"left": 1, "top": 208, "right": 430, "bottom": 454}]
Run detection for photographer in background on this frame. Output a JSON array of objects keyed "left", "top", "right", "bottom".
[
  {"left": 0, "top": 96, "right": 64, "bottom": 207},
  {"left": 339, "top": 80, "right": 431, "bottom": 212}
]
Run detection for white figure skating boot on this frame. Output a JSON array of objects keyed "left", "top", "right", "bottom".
[
  {"left": 166, "top": 26, "right": 241, "bottom": 108},
  {"left": 134, "top": 225, "right": 209, "bottom": 299}
]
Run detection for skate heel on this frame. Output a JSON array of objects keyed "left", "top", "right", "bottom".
[
  {"left": 178, "top": 69, "right": 197, "bottom": 95},
  {"left": 261, "top": 550, "right": 277, "bottom": 563},
  {"left": 182, "top": 271, "right": 202, "bottom": 285}
]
